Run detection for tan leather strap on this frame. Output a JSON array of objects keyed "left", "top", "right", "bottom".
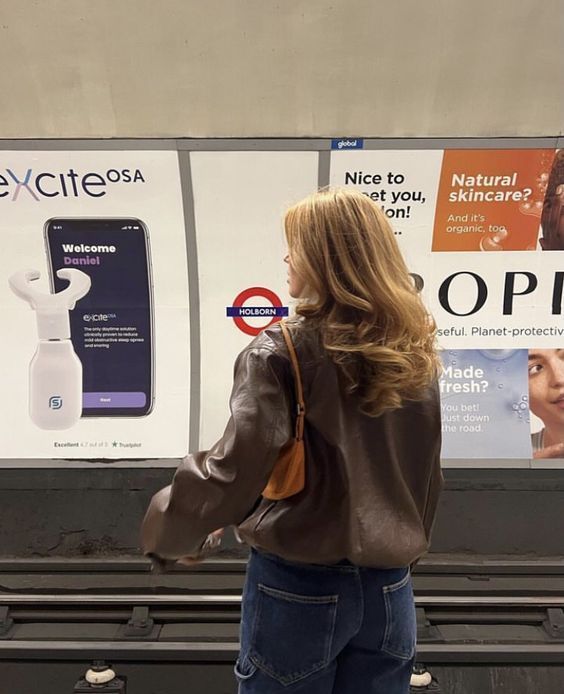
[{"left": 280, "top": 321, "right": 306, "bottom": 441}]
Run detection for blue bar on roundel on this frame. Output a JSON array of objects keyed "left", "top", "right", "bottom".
[{"left": 226, "top": 306, "right": 288, "bottom": 317}]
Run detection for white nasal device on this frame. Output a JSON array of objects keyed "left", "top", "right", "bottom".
[{"left": 9, "top": 269, "right": 91, "bottom": 430}]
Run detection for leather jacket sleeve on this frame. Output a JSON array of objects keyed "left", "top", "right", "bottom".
[
  {"left": 141, "top": 344, "right": 292, "bottom": 560},
  {"left": 422, "top": 450, "right": 444, "bottom": 543}
]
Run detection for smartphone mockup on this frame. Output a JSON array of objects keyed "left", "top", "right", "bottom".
[{"left": 44, "top": 218, "right": 154, "bottom": 417}]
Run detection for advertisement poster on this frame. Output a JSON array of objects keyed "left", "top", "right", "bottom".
[
  {"left": 439, "top": 349, "right": 531, "bottom": 458},
  {"left": 329, "top": 149, "right": 443, "bottom": 303},
  {"left": 332, "top": 147, "right": 564, "bottom": 460},
  {"left": 0, "top": 151, "right": 190, "bottom": 458},
  {"left": 190, "top": 151, "right": 318, "bottom": 449},
  {"left": 432, "top": 149, "right": 555, "bottom": 252}
]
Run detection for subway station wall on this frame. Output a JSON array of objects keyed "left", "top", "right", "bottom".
[
  {"left": 0, "top": 0, "right": 561, "bottom": 558},
  {"left": 3, "top": 138, "right": 564, "bottom": 466},
  {"left": 1, "top": 138, "right": 564, "bottom": 558},
  {"left": 0, "top": 1, "right": 562, "bottom": 139}
]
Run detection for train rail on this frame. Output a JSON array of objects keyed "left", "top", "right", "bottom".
[{"left": 0, "top": 556, "right": 563, "bottom": 665}]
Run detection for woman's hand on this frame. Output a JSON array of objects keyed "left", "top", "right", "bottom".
[{"left": 175, "top": 528, "right": 225, "bottom": 566}]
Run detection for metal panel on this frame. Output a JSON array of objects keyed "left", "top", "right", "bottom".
[{"left": 178, "top": 151, "right": 201, "bottom": 452}]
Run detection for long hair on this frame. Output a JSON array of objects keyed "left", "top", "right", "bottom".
[{"left": 284, "top": 187, "right": 440, "bottom": 417}]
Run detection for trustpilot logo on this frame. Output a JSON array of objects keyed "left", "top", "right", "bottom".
[{"left": 49, "top": 396, "right": 63, "bottom": 410}]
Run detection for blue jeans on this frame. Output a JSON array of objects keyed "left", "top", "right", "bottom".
[{"left": 235, "top": 548, "right": 415, "bottom": 693}]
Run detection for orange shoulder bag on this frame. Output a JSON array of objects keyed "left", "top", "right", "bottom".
[{"left": 262, "top": 322, "right": 306, "bottom": 501}]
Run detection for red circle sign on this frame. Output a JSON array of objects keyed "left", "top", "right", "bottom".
[{"left": 232, "top": 287, "right": 285, "bottom": 336}]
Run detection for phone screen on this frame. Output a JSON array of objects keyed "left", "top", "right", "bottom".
[{"left": 45, "top": 218, "right": 154, "bottom": 417}]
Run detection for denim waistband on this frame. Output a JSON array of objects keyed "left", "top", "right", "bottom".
[{"left": 252, "top": 547, "right": 360, "bottom": 573}]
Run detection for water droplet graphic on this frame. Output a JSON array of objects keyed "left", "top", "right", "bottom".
[
  {"left": 479, "top": 350, "right": 517, "bottom": 361},
  {"left": 519, "top": 403, "right": 527, "bottom": 410}
]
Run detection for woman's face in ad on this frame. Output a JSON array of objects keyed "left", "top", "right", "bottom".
[{"left": 528, "top": 349, "right": 564, "bottom": 430}]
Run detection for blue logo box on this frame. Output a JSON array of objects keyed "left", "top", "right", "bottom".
[
  {"left": 331, "top": 138, "right": 364, "bottom": 150},
  {"left": 226, "top": 306, "right": 288, "bottom": 317}
]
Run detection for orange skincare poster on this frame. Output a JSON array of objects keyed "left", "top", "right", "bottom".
[{"left": 432, "top": 149, "right": 555, "bottom": 252}]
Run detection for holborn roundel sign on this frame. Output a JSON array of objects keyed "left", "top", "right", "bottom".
[{"left": 226, "top": 287, "right": 289, "bottom": 336}]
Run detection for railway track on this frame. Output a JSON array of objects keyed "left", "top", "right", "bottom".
[
  {"left": 0, "top": 556, "right": 562, "bottom": 662},
  {"left": 0, "top": 557, "right": 563, "bottom": 693}
]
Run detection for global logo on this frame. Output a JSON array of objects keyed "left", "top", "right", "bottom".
[
  {"left": 49, "top": 396, "right": 63, "bottom": 410},
  {"left": 227, "top": 287, "right": 288, "bottom": 336},
  {"left": 331, "top": 138, "right": 364, "bottom": 150}
]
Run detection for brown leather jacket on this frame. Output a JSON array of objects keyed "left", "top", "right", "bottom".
[{"left": 141, "top": 319, "right": 443, "bottom": 568}]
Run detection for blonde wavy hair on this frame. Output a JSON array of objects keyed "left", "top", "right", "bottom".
[{"left": 285, "top": 187, "right": 440, "bottom": 416}]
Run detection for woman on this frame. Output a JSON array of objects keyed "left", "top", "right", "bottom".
[
  {"left": 539, "top": 149, "right": 564, "bottom": 251},
  {"left": 141, "top": 187, "right": 443, "bottom": 693},
  {"left": 528, "top": 348, "right": 564, "bottom": 459}
]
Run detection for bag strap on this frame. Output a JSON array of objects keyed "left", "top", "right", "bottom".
[{"left": 279, "top": 321, "right": 306, "bottom": 441}]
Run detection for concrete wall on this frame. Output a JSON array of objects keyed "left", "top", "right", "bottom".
[
  {"left": 2, "top": 466, "right": 564, "bottom": 558},
  {"left": 0, "top": 0, "right": 561, "bottom": 139}
]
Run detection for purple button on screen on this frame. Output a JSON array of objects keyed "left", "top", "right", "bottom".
[{"left": 83, "top": 392, "right": 147, "bottom": 408}]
